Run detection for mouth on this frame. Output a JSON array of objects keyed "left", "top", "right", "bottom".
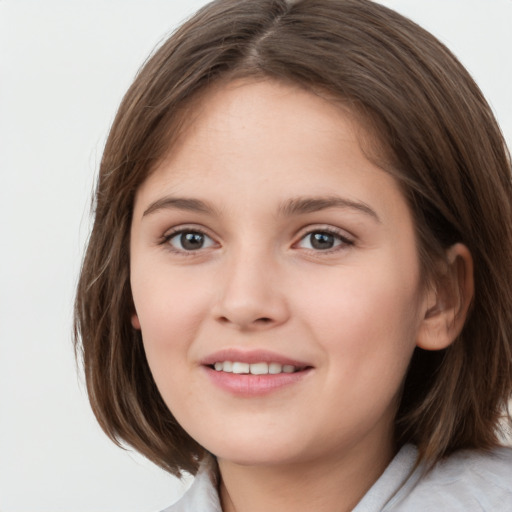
[
  {"left": 201, "top": 350, "right": 313, "bottom": 396},
  {"left": 209, "top": 361, "right": 308, "bottom": 375}
]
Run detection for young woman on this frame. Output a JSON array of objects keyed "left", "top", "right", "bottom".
[{"left": 75, "top": 1, "right": 512, "bottom": 510}]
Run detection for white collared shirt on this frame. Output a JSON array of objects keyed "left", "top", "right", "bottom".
[{"left": 162, "top": 444, "right": 512, "bottom": 511}]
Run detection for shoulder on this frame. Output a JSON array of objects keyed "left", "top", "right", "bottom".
[{"left": 391, "top": 446, "right": 512, "bottom": 511}]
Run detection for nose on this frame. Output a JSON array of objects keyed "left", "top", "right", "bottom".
[{"left": 212, "top": 249, "right": 290, "bottom": 331}]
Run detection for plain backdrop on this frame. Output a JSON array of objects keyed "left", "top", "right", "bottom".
[{"left": 0, "top": 1, "right": 511, "bottom": 511}]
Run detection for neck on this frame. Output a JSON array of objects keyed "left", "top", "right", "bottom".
[{"left": 218, "top": 435, "right": 395, "bottom": 512}]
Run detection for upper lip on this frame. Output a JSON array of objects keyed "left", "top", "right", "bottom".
[{"left": 200, "top": 348, "right": 312, "bottom": 368}]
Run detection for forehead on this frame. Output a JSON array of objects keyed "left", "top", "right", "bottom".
[{"left": 134, "top": 79, "right": 409, "bottom": 225}]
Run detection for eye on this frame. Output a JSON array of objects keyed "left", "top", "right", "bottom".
[
  {"left": 166, "top": 230, "right": 216, "bottom": 252},
  {"left": 296, "top": 230, "right": 352, "bottom": 251}
]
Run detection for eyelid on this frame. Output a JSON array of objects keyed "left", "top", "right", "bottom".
[
  {"left": 162, "top": 223, "right": 211, "bottom": 239},
  {"left": 293, "top": 225, "right": 355, "bottom": 251},
  {"left": 160, "top": 224, "right": 219, "bottom": 254}
]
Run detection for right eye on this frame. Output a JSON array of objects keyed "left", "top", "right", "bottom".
[{"left": 166, "top": 230, "right": 216, "bottom": 252}]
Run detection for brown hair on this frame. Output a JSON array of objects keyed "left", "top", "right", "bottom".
[{"left": 74, "top": 0, "right": 512, "bottom": 476}]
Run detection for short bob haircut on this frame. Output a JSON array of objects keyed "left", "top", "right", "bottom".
[{"left": 75, "top": 0, "right": 512, "bottom": 476}]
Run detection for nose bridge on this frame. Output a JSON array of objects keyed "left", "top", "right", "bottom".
[{"left": 214, "top": 240, "right": 289, "bottom": 329}]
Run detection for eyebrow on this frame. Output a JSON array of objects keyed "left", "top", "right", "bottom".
[
  {"left": 278, "top": 196, "right": 381, "bottom": 222},
  {"left": 142, "top": 194, "right": 380, "bottom": 222},
  {"left": 143, "top": 196, "right": 217, "bottom": 217}
]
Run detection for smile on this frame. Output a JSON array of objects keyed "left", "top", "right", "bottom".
[
  {"left": 212, "top": 361, "right": 304, "bottom": 374},
  {"left": 201, "top": 349, "right": 313, "bottom": 395}
]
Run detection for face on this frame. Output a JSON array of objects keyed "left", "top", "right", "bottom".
[{"left": 130, "top": 80, "right": 431, "bottom": 469}]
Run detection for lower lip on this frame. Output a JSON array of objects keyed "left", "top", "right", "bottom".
[{"left": 203, "top": 366, "right": 312, "bottom": 396}]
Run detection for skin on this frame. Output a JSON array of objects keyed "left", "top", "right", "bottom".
[{"left": 130, "top": 79, "right": 471, "bottom": 512}]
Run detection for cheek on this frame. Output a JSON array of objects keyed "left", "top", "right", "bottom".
[
  {"left": 130, "top": 269, "right": 212, "bottom": 374},
  {"left": 297, "top": 257, "right": 423, "bottom": 375}
]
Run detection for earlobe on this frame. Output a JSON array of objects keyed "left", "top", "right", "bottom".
[
  {"left": 131, "top": 313, "right": 141, "bottom": 330},
  {"left": 416, "top": 243, "right": 474, "bottom": 351}
]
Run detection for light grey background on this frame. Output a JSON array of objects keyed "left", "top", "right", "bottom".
[{"left": 0, "top": 1, "right": 511, "bottom": 511}]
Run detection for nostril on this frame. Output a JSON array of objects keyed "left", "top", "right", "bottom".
[
  {"left": 256, "top": 317, "right": 272, "bottom": 324},
  {"left": 216, "top": 315, "right": 274, "bottom": 328}
]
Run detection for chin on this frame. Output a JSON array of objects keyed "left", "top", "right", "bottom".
[{"left": 202, "top": 433, "right": 315, "bottom": 467}]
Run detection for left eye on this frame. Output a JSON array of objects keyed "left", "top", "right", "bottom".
[
  {"left": 297, "top": 231, "right": 350, "bottom": 251},
  {"left": 167, "top": 231, "right": 216, "bottom": 251}
]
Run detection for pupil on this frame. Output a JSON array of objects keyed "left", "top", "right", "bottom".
[
  {"left": 181, "top": 232, "right": 204, "bottom": 250},
  {"left": 311, "top": 232, "right": 334, "bottom": 250}
]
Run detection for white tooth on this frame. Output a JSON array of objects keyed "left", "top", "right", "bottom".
[
  {"left": 214, "top": 362, "right": 223, "bottom": 371},
  {"left": 282, "top": 364, "right": 295, "bottom": 373},
  {"left": 250, "top": 362, "right": 269, "bottom": 375},
  {"left": 232, "top": 362, "right": 250, "bottom": 374},
  {"left": 268, "top": 363, "right": 283, "bottom": 374},
  {"left": 223, "top": 361, "right": 233, "bottom": 373}
]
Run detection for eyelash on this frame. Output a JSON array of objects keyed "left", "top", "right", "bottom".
[
  {"left": 161, "top": 227, "right": 216, "bottom": 256},
  {"left": 160, "top": 226, "right": 354, "bottom": 255},
  {"left": 295, "top": 227, "right": 354, "bottom": 253}
]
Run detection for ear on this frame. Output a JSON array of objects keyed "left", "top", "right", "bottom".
[
  {"left": 131, "top": 312, "right": 141, "bottom": 330},
  {"left": 416, "top": 243, "right": 474, "bottom": 351}
]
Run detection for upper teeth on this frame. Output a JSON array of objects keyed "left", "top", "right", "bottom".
[{"left": 213, "top": 361, "right": 297, "bottom": 374}]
